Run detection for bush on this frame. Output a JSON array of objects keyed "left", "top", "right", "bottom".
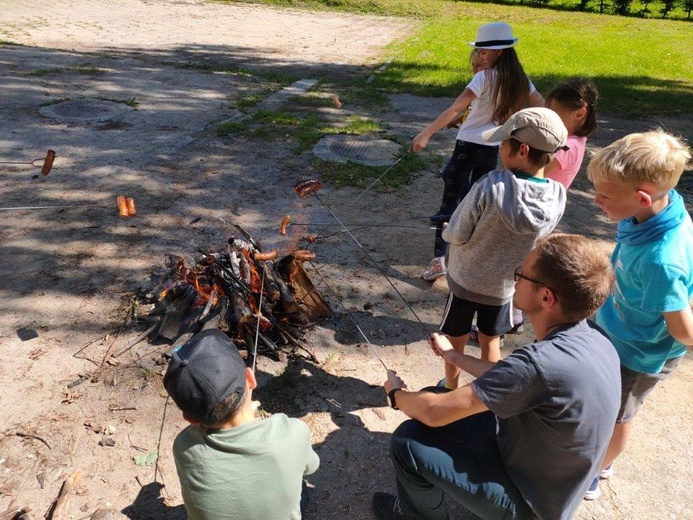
[
  {"left": 613, "top": 0, "right": 633, "bottom": 13},
  {"left": 660, "top": 0, "right": 677, "bottom": 16}
]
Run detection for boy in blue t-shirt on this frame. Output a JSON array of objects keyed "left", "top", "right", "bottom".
[{"left": 585, "top": 130, "right": 693, "bottom": 500}]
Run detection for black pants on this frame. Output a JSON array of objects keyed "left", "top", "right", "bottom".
[{"left": 433, "top": 140, "right": 499, "bottom": 257}]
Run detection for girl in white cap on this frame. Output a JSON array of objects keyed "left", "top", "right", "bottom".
[{"left": 413, "top": 21, "right": 545, "bottom": 281}]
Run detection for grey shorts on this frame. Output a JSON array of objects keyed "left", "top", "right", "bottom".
[{"left": 616, "top": 356, "right": 683, "bottom": 423}]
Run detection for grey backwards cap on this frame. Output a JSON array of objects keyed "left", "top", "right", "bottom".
[
  {"left": 164, "top": 329, "right": 247, "bottom": 425},
  {"left": 481, "top": 107, "right": 569, "bottom": 153}
]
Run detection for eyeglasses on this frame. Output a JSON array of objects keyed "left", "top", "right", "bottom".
[
  {"left": 513, "top": 267, "right": 544, "bottom": 286},
  {"left": 513, "top": 267, "right": 558, "bottom": 302}
]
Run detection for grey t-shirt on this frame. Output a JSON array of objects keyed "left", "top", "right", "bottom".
[
  {"left": 473, "top": 320, "right": 620, "bottom": 520},
  {"left": 173, "top": 413, "right": 320, "bottom": 520}
]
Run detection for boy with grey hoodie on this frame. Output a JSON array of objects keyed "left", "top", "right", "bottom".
[{"left": 439, "top": 107, "right": 567, "bottom": 389}]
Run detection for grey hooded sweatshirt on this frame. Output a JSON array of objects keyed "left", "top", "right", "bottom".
[{"left": 442, "top": 169, "right": 566, "bottom": 306}]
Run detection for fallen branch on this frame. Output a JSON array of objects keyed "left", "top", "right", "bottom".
[
  {"left": 100, "top": 305, "right": 134, "bottom": 367},
  {"left": 73, "top": 332, "right": 111, "bottom": 358},
  {"left": 45, "top": 469, "right": 83, "bottom": 520},
  {"left": 109, "top": 406, "right": 138, "bottom": 412},
  {"left": 111, "top": 324, "right": 158, "bottom": 359}
]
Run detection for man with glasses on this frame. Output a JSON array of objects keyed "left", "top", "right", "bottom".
[{"left": 374, "top": 233, "right": 621, "bottom": 520}]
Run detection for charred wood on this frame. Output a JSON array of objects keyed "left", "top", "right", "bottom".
[
  {"left": 260, "top": 263, "right": 281, "bottom": 302},
  {"left": 158, "top": 285, "right": 196, "bottom": 340},
  {"left": 201, "top": 295, "right": 229, "bottom": 331}
]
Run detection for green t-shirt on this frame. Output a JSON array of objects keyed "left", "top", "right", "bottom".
[{"left": 173, "top": 413, "right": 320, "bottom": 520}]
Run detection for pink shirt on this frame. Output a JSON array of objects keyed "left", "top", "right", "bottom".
[{"left": 547, "top": 135, "right": 587, "bottom": 189}]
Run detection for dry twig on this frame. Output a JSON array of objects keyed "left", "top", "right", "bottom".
[
  {"left": 45, "top": 469, "right": 83, "bottom": 520},
  {"left": 15, "top": 432, "right": 51, "bottom": 450}
]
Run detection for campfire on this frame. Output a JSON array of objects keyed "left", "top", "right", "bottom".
[{"left": 138, "top": 226, "right": 331, "bottom": 363}]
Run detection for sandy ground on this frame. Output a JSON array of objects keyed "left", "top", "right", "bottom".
[{"left": 1, "top": 1, "right": 692, "bottom": 519}]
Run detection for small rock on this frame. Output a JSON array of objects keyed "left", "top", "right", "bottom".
[
  {"left": 98, "top": 437, "right": 116, "bottom": 447},
  {"left": 17, "top": 328, "right": 39, "bottom": 341}
]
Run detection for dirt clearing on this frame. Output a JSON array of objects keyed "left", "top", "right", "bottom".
[{"left": 0, "top": 1, "right": 691, "bottom": 519}]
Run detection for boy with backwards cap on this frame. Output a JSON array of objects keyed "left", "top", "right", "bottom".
[
  {"left": 164, "top": 329, "right": 319, "bottom": 520},
  {"left": 437, "top": 107, "right": 568, "bottom": 389}
]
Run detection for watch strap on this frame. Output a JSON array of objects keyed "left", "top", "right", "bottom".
[{"left": 388, "top": 388, "right": 401, "bottom": 410}]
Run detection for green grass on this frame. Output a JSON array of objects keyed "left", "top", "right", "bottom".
[
  {"left": 215, "top": 120, "right": 246, "bottom": 136},
  {"left": 27, "top": 67, "right": 63, "bottom": 77},
  {"left": 377, "top": 8, "right": 692, "bottom": 117},
  {"left": 174, "top": 60, "right": 299, "bottom": 85},
  {"left": 317, "top": 148, "right": 427, "bottom": 188},
  {"left": 215, "top": 105, "right": 386, "bottom": 153},
  {"left": 103, "top": 97, "right": 139, "bottom": 107},
  {"left": 70, "top": 62, "right": 105, "bottom": 75},
  {"left": 225, "top": 0, "right": 692, "bottom": 117},
  {"left": 237, "top": 91, "right": 270, "bottom": 109},
  {"left": 336, "top": 117, "right": 383, "bottom": 134},
  {"left": 232, "top": 0, "right": 691, "bottom": 20}
]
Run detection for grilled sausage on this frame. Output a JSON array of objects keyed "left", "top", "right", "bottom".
[
  {"left": 279, "top": 214, "right": 291, "bottom": 235},
  {"left": 253, "top": 249, "right": 279, "bottom": 261},
  {"left": 126, "top": 197, "right": 136, "bottom": 216},
  {"left": 41, "top": 149, "right": 56, "bottom": 175},
  {"left": 294, "top": 179, "right": 322, "bottom": 197},
  {"left": 292, "top": 249, "right": 316, "bottom": 262},
  {"left": 117, "top": 195, "right": 129, "bottom": 217}
]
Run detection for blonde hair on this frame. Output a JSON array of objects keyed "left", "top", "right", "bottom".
[{"left": 587, "top": 130, "right": 691, "bottom": 191}]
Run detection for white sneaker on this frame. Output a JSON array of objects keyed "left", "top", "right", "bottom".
[
  {"left": 584, "top": 476, "right": 601, "bottom": 501},
  {"left": 599, "top": 465, "right": 614, "bottom": 479},
  {"left": 422, "top": 257, "right": 446, "bottom": 281}
]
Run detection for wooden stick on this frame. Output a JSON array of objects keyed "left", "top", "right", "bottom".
[
  {"left": 111, "top": 324, "right": 158, "bottom": 359},
  {"left": 46, "top": 469, "right": 83, "bottom": 520},
  {"left": 15, "top": 432, "right": 51, "bottom": 450},
  {"left": 100, "top": 305, "right": 134, "bottom": 366}
]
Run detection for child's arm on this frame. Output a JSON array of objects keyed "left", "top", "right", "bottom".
[
  {"left": 412, "top": 88, "right": 477, "bottom": 152},
  {"left": 663, "top": 306, "right": 693, "bottom": 346},
  {"left": 528, "top": 90, "right": 545, "bottom": 108}
]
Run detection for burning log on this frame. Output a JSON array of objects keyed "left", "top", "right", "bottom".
[
  {"left": 261, "top": 263, "right": 281, "bottom": 303},
  {"left": 136, "top": 227, "right": 331, "bottom": 361},
  {"left": 267, "top": 260, "right": 299, "bottom": 314}
]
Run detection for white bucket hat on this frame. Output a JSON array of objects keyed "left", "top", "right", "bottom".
[{"left": 469, "top": 22, "right": 518, "bottom": 50}]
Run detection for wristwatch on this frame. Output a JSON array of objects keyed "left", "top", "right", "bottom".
[{"left": 388, "top": 388, "right": 402, "bottom": 410}]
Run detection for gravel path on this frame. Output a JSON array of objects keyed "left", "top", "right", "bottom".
[{"left": 1, "top": 0, "right": 412, "bottom": 73}]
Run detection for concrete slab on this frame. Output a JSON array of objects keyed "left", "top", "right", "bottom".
[
  {"left": 39, "top": 98, "right": 132, "bottom": 123},
  {"left": 313, "top": 134, "right": 400, "bottom": 166}
]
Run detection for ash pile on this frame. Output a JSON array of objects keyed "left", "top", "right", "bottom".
[{"left": 138, "top": 229, "right": 332, "bottom": 363}]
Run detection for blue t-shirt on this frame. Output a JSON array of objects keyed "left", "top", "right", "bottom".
[{"left": 596, "top": 190, "right": 693, "bottom": 374}]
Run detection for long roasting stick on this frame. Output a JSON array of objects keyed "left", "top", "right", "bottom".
[
  {"left": 1, "top": 196, "right": 137, "bottom": 216},
  {"left": 297, "top": 154, "right": 406, "bottom": 247},
  {"left": 0, "top": 149, "right": 56, "bottom": 175},
  {"left": 251, "top": 267, "right": 266, "bottom": 373},
  {"left": 304, "top": 256, "right": 389, "bottom": 370},
  {"left": 311, "top": 191, "right": 430, "bottom": 335}
]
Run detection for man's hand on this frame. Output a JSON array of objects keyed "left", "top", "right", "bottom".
[
  {"left": 430, "top": 332, "right": 453, "bottom": 361},
  {"left": 384, "top": 369, "right": 407, "bottom": 394}
]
